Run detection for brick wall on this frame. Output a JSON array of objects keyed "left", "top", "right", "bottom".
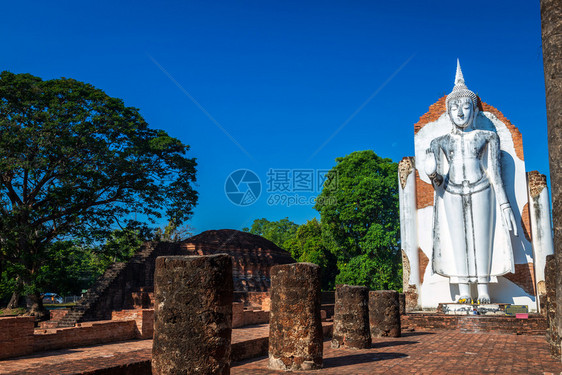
[
  {"left": 33, "top": 320, "right": 138, "bottom": 353},
  {"left": 415, "top": 170, "right": 434, "bottom": 210},
  {"left": 504, "top": 263, "right": 537, "bottom": 296},
  {"left": 233, "top": 291, "right": 270, "bottom": 308},
  {"left": 232, "top": 302, "right": 269, "bottom": 328},
  {"left": 130, "top": 288, "right": 154, "bottom": 309},
  {"left": 49, "top": 309, "right": 69, "bottom": 321},
  {"left": 0, "top": 316, "right": 34, "bottom": 359},
  {"left": 414, "top": 96, "right": 446, "bottom": 134},
  {"left": 111, "top": 309, "right": 154, "bottom": 339},
  {"left": 401, "top": 313, "right": 546, "bottom": 335},
  {"left": 232, "top": 302, "right": 245, "bottom": 328}
]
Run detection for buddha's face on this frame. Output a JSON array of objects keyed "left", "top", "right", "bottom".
[{"left": 449, "top": 97, "right": 474, "bottom": 128}]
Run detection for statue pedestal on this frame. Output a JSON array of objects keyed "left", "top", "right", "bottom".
[{"left": 438, "top": 303, "right": 509, "bottom": 316}]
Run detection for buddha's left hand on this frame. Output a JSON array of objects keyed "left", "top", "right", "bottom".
[{"left": 501, "top": 206, "right": 518, "bottom": 236}]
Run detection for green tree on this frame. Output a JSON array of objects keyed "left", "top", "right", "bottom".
[
  {"left": 88, "top": 227, "right": 151, "bottom": 276},
  {"left": 243, "top": 217, "right": 298, "bottom": 249},
  {"left": 284, "top": 218, "right": 338, "bottom": 290},
  {"left": 0, "top": 71, "right": 198, "bottom": 318},
  {"left": 36, "top": 241, "right": 99, "bottom": 297},
  {"left": 153, "top": 221, "right": 194, "bottom": 242},
  {"left": 314, "top": 150, "right": 401, "bottom": 291}
]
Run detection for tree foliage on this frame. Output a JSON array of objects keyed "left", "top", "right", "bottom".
[
  {"left": 153, "top": 221, "right": 194, "bottom": 242},
  {"left": 243, "top": 217, "right": 298, "bottom": 249},
  {"left": 284, "top": 218, "right": 337, "bottom": 290},
  {"left": 0, "top": 71, "right": 198, "bottom": 315},
  {"left": 314, "top": 150, "right": 401, "bottom": 291}
]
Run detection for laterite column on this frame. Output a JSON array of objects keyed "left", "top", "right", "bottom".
[
  {"left": 369, "top": 290, "right": 401, "bottom": 338},
  {"left": 268, "top": 263, "right": 323, "bottom": 371},
  {"left": 152, "top": 254, "right": 233, "bottom": 375},
  {"left": 332, "top": 285, "right": 370, "bottom": 349}
]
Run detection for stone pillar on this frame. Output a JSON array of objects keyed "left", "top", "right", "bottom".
[
  {"left": 528, "top": 171, "right": 555, "bottom": 302},
  {"left": 268, "top": 263, "right": 323, "bottom": 371},
  {"left": 369, "top": 290, "right": 401, "bottom": 338},
  {"left": 541, "top": 0, "right": 562, "bottom": 354},
  {"left": 546, "top": 255, "right": 560, "bottom": 357},
  {"left": 331, "top": 285, "right": 370, "bottom": 349},
  {"left": 152, "top": 255, "right": 233, "bottom": 375},
  {"left": 399, "top": 293, "right": 406, "bottom": 315},
  {"left": 399, "top": 157, "right": 420, "bottom": 310}
]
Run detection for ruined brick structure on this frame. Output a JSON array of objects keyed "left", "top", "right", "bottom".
[{"left": 57, "top": 229, "right": 294, "bottom": 327}]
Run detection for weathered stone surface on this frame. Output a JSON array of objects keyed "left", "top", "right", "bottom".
[
  {"left": 369, "top": 290, "right": 401, "bottom": 338},
  {"left": 152, "top": 254, "right": 233, "bottom": 375},
  {"left": 541, "top": 0, "right": 562, "bottom": 358},
  {"left": 545, "top": 255, "right": 560, "bottom": 357},
  {"left": 331, "top": 285, "right": 370, "bottom": 349},
  {"left": 268, "top": 263, "right": 323, "bottom": 371},
  {"left": 399, "top": 293, "right": 406, "bottom": 315}
]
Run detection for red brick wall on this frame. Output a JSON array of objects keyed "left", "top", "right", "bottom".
[
  {"left": 33, "top": 320, "right": 137, "bottom": 353},
  {"left": 504, "top": 263, "right": 537, "bottom": 296},
  {"left": 401, "top": 313, "right": 546, "bottom": 335},
  {"left": 414, "top": 96, "right": 447, "bottom": 134},
  {"left": 521, "top": 203, "right": 532, "bottom": 242},
  {"left": 130, "top": 289, "right": 154, "bottom": 309},
  {"left": 49, "top": 309, "right": 69, "bottom": 321},
  {"left": 232, "top": 303, "right": 269, "bottom": 328},
  {"left": 232, "top": 302, "right": 245, "bottom": 328},
  {"left": 246, "top": 292, "right": 270, "bottom": 308},
  {"left": 415, "top": 170, "right": 434, "bottom": 209},
  {"left": 418, "top": 248, "right": 429, "bottom": 284},
  {"left": 111, "top": 309, "right": 154, "bottom": 339},
  {"left": 0, "top": 316, "right": 34, "bottom": 359},
  {"left": 243, "top": 310, "right": 269, "bottom": 326}
]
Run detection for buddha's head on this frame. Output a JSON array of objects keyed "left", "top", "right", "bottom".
[
  {"left": 448, "top": 97, "right": 474, "bottom": 128},
  {"left": 446, "top": 60, "right": 478, "bottom": 129}
]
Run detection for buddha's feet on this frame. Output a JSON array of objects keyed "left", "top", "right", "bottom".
[
  {"left": 477, "top": 295, "right": 491, "bottom": 304},
  {"left": 457, "top": 295, "right": 471, "bottom": 304}
]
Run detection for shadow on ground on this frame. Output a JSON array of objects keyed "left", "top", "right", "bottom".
[
  {"left": 323, "top": 352, "right": 408, "bottom": 368},
  {"left": 231, "top": 356, "right": 266, "bottom": 367},
  {"left": 401, "top": 331, "right": 435, "bottom": 337},
  {"left": 372, "top": 340, "right": 418, "bottom": 349}
]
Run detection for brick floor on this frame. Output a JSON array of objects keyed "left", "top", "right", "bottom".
[
  {"left": 232, "top": 331, "right": 562, "bottom": 375},
  {"left": 1, "top": 325, "right": 561, "bottom": 374}
]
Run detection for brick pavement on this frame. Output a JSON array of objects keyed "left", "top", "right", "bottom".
[
  {"left": 0, "top": 324, "right": 271, "bottom": 375},
  {"left": 1, "top": 325, "right": 562, "bottom": 374},
  {"left": 232, "top": 331, "right": 562, "bottom": 375}
]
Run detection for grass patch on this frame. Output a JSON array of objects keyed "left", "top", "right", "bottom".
[
  {"left": 44, "top": 302, "right": 76, "bottom": 308},
  {"left": 0, "top": 307, "right": 26, "bottom": 316}
]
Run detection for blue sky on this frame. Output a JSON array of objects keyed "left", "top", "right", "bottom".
[{"left": 1, "top": 1, "right": 548, "bottom": 234}]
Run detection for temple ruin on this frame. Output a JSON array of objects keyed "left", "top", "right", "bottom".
[{"left": 57, "top": 229, "right": 295, "bottom": 327}]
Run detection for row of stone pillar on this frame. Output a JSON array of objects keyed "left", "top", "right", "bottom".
[
  {"left": 151, "top": 256, "right": 402, "bottom": 374},
  {"left": 332, "top": 286, "right": 401, "bottom": 349},
  {"left": 267, "top": 264, "right": 402, "bottom": 371}
]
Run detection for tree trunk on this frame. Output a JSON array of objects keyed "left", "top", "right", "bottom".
[
  {"left": 541, "top": 0, "right": 562, "bottom": 351},
  {"left": 26, "top": 291, "right": 49, "bottom": 321},
  {"left": 6, "top": 276, "right": 22, "bottom": 309},
  {"left": 7, "top": 291, "right": 20, "bottom": 309}
]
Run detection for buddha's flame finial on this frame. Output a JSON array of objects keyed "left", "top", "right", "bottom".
[
  {"left": 455, "top": 59, "right": 465, "bottom": 86},
  {"left": 447, "top": 59, "right": 477, "bottom": 110}
]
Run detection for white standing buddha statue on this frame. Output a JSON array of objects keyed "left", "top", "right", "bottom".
[{"left": 424, "top": 61, "right": 518, "bottom": 304}]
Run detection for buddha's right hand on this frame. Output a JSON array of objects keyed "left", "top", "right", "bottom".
[{"left": 425, "top": 149, "right": 442, "bottom": 186}]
